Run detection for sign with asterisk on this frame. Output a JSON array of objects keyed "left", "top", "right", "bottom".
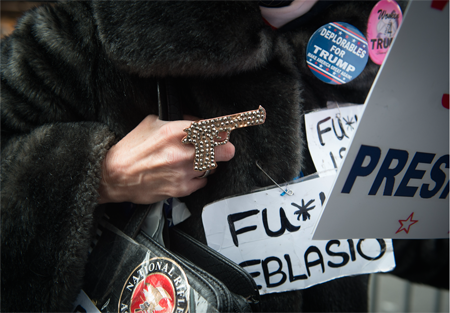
[
  {"left": 202, "top": 174, "right": 395, "bottom": 295},
  {"left": 304, "top": 104, "right": 364, "bottom": 176}
]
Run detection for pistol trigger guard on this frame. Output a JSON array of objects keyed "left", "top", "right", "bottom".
[{"left": 181, "top": 106, "right": 266, "bottom": 171}]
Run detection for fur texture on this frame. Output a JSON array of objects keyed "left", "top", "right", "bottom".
[{"left": 2, "top": 1, "right": 388, "bottom": 311}]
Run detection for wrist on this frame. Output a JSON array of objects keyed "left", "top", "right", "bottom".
[{"left": 97, "top": 147, "right": 123, "bottom": 204}]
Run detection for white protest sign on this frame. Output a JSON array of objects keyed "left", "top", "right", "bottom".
[
  {"left": 313, "top": 0, "right": 449, "bottom": 240},
  {"left": 305, "top": 104, "right": 364, "bottom": 176},
  {"left": 202, "top": 175, "right": 395, "bottom": 295}
]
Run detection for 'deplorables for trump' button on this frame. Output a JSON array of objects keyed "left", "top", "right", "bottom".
[{"left": 306, "top": 22, "right": 369, "bottom": 85}]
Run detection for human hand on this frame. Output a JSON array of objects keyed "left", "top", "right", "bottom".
[{"left": 97, "top": 115, "right": 235, "bottom": 204}]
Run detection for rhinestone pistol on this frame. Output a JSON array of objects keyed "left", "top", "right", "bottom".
[{"left": 182, "top": 106, "right": 266, "bottom": 171}]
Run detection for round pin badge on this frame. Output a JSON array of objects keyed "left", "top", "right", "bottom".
[
  {"left": 119, "top": 257, "right": 190, "bottom": 313},
  {"left": 367, "top": 0, "right": 403, "bottom": 65},
  {"left": 306, "top": 22, "right": 369, "bottom": 85}
]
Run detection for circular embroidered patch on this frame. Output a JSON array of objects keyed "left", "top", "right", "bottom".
[
  {"left": 119, "top": 257, "right": 190, "bottom": 313},
  {"left": 367, "top": 0, "right": 403, "bottom": 65},
  {"left": 306, "top": 22, "right": 369, "bottom": 85}
]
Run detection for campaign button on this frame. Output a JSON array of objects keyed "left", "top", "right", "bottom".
[
  {"left": 306, "top": 22, "right": 369, "bottom": 85},
  {"left": 367, "top": 0, "right": 403, "bottom": 65}
]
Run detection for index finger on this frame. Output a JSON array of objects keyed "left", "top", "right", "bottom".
[{"left": 183, "top": 114, "right": 200, "bottom": 121}]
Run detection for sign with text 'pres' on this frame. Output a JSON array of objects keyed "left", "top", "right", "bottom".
[
  {"left": 313, "top": 0, "right": 449, "bottom": 240},
  {"left": 202, "top": 175, "right": 395, "bottom": 295}
]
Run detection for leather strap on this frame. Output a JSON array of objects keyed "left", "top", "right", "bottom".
[{"left": 170, "top": 227, "right": 261, "bottom": 311}]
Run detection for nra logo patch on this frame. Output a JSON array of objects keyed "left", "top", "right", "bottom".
[{"left": 119, "top": 257, "right": 190, "bottom": 313}]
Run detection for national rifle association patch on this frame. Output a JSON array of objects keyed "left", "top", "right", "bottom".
[{"left": 119, "top": 257, "right": 190, "bottom": 313}]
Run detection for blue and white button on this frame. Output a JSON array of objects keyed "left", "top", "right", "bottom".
[{"left": 306, "top": 22, "right": 369, "bottom": 85}]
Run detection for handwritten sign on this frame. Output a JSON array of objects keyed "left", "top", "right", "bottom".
[
  {"left": 305, "top": 104, "right": 364, "bottom": 176},
  {"left": 202, "top": 175, "right": 395, "bottom": 295},
  {"left": 313, "top": 0, "right": 449, "bottom": 240}
]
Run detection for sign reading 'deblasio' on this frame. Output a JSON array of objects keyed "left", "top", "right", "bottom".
[
  {"left": 202, "top": 175, "right": 395, "bottom": 295},
  {"left": 313, "top": 0, "right": 449, "bottom": 240}
]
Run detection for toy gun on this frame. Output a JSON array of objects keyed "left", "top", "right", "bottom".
[{"left": 182, "top": 106, "right": 266, "bottom": 171}]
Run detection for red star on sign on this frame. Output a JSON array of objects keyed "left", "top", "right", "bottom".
[{"left": 396, "top": 212, "right": 419, "bottom": 234}]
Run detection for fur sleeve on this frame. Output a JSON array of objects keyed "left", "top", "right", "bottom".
[
  {"left": 1, "top": 3, "right": 116, "bottom": 311},
  {"left": 1, "top": 123, "right": 115, "bottom": 312}
]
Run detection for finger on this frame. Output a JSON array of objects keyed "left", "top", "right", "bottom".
[
  {"left": 184, "top": 162, "right": 216, "bottom": 180},
  {"left": 183, "top": 114, "right": 200, "bottom": 121},
  {"left": 183, "top": 142, "right": 234, "bottom": 178},
  {"left": 213, "top": 142, "right": 235, "bottom": 162},
  {"left": 195, "top": 168, "right": 216, "bottom": 179},
  {"left": 158, "top": 120, "right": 194, "bottom": 149},
  {"left": 176, "top": 175, "right": 208, "bottom": 197},
  {"left": 189, "top": 176, "right": 208, "bottom": 193}
]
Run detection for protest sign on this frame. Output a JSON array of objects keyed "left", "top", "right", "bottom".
[
  {"left": 313, "top": 0, "right": 449, "bottom": 240},
  {"left": 304, "top": 104, "right": 364, "bottom": 176},
  {"left": 202, "top": 175, "right": 395, "bottom": 295}
]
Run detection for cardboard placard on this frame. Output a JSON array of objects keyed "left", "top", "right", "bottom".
[
  {"left": 202, "top": 175, "right": 395, "bottom": 294},
  {"left": 305, "top": 104, "right": 365, "bottom": 176}
]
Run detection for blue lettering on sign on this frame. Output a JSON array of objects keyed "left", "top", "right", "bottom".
[
  {"left": 341, "top": 144, "right": 449, "bottom": 199},
  {"left": 420, "top": 155, "right": 449, "bottom": 199},
  {"left": 369, "top": 149, "right": 409, "bottom": 196},
  {"left": 394, "top": 152, "right": 435, "bottom": 197}
]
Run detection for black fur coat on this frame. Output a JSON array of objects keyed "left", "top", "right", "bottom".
[{"left": 2, "top": 1, "right": 393, "bottom": 311}]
